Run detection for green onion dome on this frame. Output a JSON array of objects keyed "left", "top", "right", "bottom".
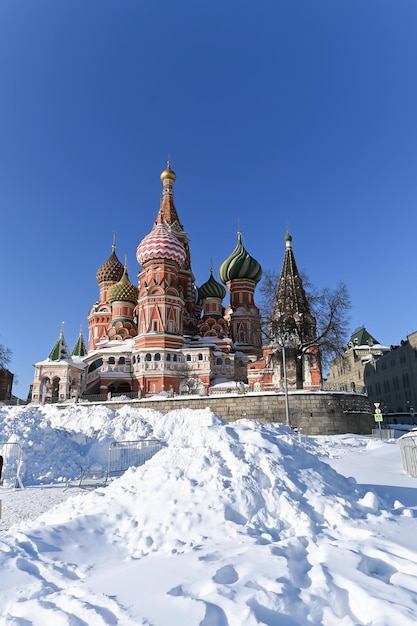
[
  {"left": 107, "top": 267, "right": 139, "bottom": 304},
  {"left": 96, "top": 245, "right": 124, "bottom": 284},
  {"left": 198, "top": 269, "right": 226, "bottom": 300},
  {"left": 219, "top": 232, "right": 262, "bottom": 284}
]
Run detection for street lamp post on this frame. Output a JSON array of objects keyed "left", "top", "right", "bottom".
[{"left": 282, "top": 340, "right": 291, "bottom": 427}]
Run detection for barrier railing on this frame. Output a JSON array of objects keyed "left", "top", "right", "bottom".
[
  {"left": 66, "top": 439, "right": 162, "bottom": 490},
  {"left": 107, "top": 439, "right": 162, "bottom": 479},
  {"left": 397, "top": 432, "right": 417, "bottom": 477},
  {"left": 0, "top": 442, "right": 24, "bottom": 488}
]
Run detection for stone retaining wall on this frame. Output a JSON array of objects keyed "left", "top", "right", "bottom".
[{"left": 83, "top": 391, "right": 374, "bottom": 436}]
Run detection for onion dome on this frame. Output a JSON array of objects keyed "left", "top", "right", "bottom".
[
  {"left": 284, "top": 231, "right": 293, "bottom": 244},
  {"left": 96, "top": 245, "right": 124, "bottom": 284},
  {"left": 136, "top": 213, "right": 186, "bottom": 266},
  {"left": 199, "top": 269, "right": 226, "bottom": 300},
  {"left": 107, "top": 267, "right": 139, "bottom": 303},
  {"left": 219, "top": 231, "right": 262, "bottom": 284},
  {"left": 160, "top": 161, "right": 176, "bottom": 182}
]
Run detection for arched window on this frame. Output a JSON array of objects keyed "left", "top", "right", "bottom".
[
  {"left": 186, "top": 354, "right": 191, "bottom": 362},
  {"left": 108, "top": 357, "right": 115, "bottom": 365},
  {"left": 145, "top": 353, "right": 152, "bottom": 362},
  {"left": 225, "top": 358, "right": 231, "bottom": 365},
  {"left": 154, "top": 353, "right": 161, "bottom": 361},
  {"left": 119, "top": 357, "right": 125, "bottom": 365},
  {"left": 166, "top": 354, "right": 171, "bottom": 361},
  {"left": 216, "top": 358, "right": 222, "bottom": 365},
  {"left": 88, "top": 358, "right": 103, "bottom": 373},
  {"left": 173, "top": 354, "right": 178, "bottom": 362},
  {"left": 198, "top": 353, "right": 203, "bottom": 361}
]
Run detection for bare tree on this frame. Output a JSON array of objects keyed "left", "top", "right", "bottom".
[
  {"left": 0, "top": 342, "right": 12, "bottom": 371},
  {"left": 259, "top": 270, "right": 351, "bottom": 371},
  {"left": 308, "top": 282, "right": 351, "bottom": 369}
]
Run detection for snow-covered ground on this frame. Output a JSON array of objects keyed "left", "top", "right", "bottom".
[{"left": 1, "top": 402, "right": 417, "bottom": 625}]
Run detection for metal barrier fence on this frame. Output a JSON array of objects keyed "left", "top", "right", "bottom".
[
  {"left": 398, "top": 433, "right": 417, "bottom": 478},
  {"left": 372, "top": 429, "right": 396, "bottom": 440},
  {"left": 0, "top": 442, "right": 24, "bottom": 488},
  {"left": 107, "top": 439, "right": 162, "bottom": 479},
  {"left": 66, "top": 439, "right": 162, "bottom": 489}
]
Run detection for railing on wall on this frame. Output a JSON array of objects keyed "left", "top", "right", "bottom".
[
  {"left": 2, "top": 398, "right": 27, "bottom": 406},
  {"left": 30, "top": 381, "right": 369, "bottom": 406}
]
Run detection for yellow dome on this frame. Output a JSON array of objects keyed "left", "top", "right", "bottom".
[{"left": 160, "top": 161, "right": 176, "bottom": 182}]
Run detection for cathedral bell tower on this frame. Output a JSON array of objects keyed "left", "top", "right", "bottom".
[{"left": 271, "top": 231, "right": 322, "bottom": 389}]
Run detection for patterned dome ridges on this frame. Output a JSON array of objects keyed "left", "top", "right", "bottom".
[
  {"left": 72, "top": 326, "right": 87, "bottom": 357},
  {"left": 96, "top": 245, "right": 124, "bottom": 284},
  {"left": 107, "top": 267, "right": 139, "bottom": 303},
  {"left": 48, "top": 326, "right": 71, "bottom": 362},
  {"left": 219, "top": 232, "right": 262, "bottom": 284},
  {"left": 136, "top": 214, "right": 186, "bottom": 266},
  {"left": 198, "top": 269, "right": 226, "bottom": 300}
]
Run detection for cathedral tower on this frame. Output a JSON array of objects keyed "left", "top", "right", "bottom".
[
  {"left": 107, "top": 266, "right": 139, "bottom": 341},
  {"left": 198, "top": 268, "right": 229, "bottom": 339},
  {"left": 219, "top": 231, "right": 263, "bottom": 357},
  {"left": 135, "top": 210, "right": 187, "bottom": 352},
  {"left": 271, "top": 231, "right": 321, "bottom": 389},
  {"left": 158, "top": 162, "right": 199, "bottom": 335},
  {"left": 87, "top": 243, "right": 124, "bottom": 350}
]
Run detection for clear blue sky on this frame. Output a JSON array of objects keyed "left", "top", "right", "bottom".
[{"left": 1, "top": 0, "right": 416, "bottom": 398}]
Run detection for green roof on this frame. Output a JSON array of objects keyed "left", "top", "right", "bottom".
[
  {"left": 349, "top": 326, "right": 380, "bottom": 347},
  {"left": 72, "top": 328, "right": 87, "bottom": 357},
  {"left": 48, "top": 329, "right": 71, "bottom": 361}
]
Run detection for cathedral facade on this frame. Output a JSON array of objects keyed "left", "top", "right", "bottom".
[{"left": 31, "top": 163, "right": 322, "bottom": 403}]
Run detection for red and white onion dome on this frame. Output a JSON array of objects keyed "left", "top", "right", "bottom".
[
  {"left": 136, "top": 213, "right": 186, "bottom": 266},
  {"left": 96, "top": 245, "right": 124, "bottom": 284}
]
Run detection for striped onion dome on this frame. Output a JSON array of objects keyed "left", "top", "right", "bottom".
[
  {"left": 219, "top": 231, "right": 262, "bottom": 284},
  {"left": 107, "top": 267, "right": 139, "bottom": 304},
  {"left": 136, "top": 213, "right": 186, "bottom": 266},
  {"left": 198, "top": 269, "right": 226, "bottom": 300},
  {"left": 96, "top": 245, "right": 124, "bottom": 284}
]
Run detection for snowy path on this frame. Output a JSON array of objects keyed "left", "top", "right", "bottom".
[{"left": 0, "top": 485, "right": 84, "bottom": 533}]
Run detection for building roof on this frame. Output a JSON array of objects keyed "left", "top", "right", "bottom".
[
  {"left": 48, "top": 326, "right": 72, "bottom": 362},
  {"left": 348, "top": 326, "right": 380, "bottom": 348},
  {"left": 71, "top": 327, "right": 88, "bottom": 357},
  {"left": 274, "top": 231, "right": 310, "bottom": 316}
]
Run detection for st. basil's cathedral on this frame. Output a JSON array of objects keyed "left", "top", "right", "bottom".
[{"left": 31, "top": 163, "right": 322, "bottom": 403}]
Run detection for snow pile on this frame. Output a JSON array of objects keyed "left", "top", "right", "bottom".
[{"left": 0, "top": 403, "right": 417, "bottom": 625}]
